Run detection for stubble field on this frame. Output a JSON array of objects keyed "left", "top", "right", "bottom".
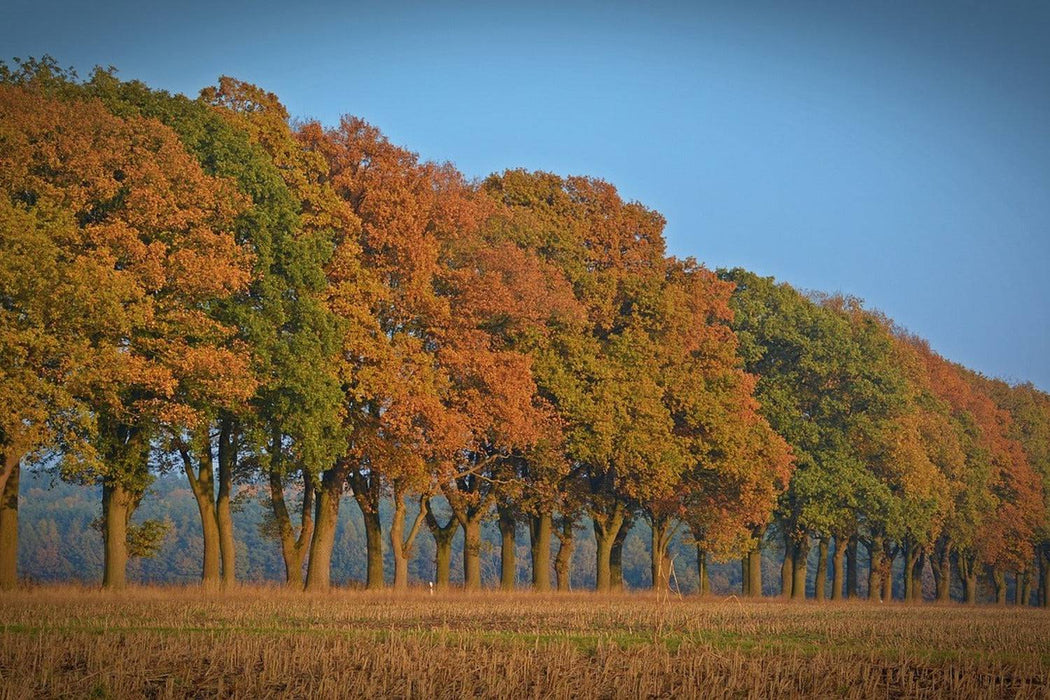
[{"left": 0, "top": 587, "right": 1048, "bottom": 698}]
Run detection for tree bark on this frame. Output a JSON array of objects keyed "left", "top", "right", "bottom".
[
  {"left": 831, "top": 536, "right": 845, "bottom": 601},
  {"left": 0, "top": 458, "right": 21, "bottom": 590},
  {"left": 781, "top": 533, "right": 795, "bottom": 598},
  {"left": 1018, "top": 570, "right": 1031, "bottom": 606},
  {"left": 846, "top": 536, "right": 859, "bottom": 599},
  {"left": 741, "top": 557, "right": 750, "bottom": 596},
  {"left": 933, "top": 544, "right": 951, "bottom": 603},
  {"left": 529, "top": 512, "right": 552, "bottom": 592},
  {"left": 1041, "top": 546, "right": 1050, "bottom": 608},
  {"left": 498, "top": 505, "right": 516, "bottom": 591},
  {"left": 305, "top": 462, "right": 348, "bottom": 592},
  {"left": 268, "top": 469, "right": 314, "bottom": 588},
  {"left": 903, "top": 541, "right": 920, "bottom": 603},
  {"left": 363, "top": 508, "right": 384, "bottom": 590},
  {"left": 100, "top": 420, "right": 148, "bottom": 591},
  {"left": 390, "top": 488, "right": 425, "bottom": 591},
  {"left": 462, "top": 518, "right": 482, "bottom": 590},
  {"left": 554, "top": 516, "right": 574, "bottom": 592},
  {"left": 866, "top": 537, "right": 884, "bottom": 602},
  {"left": 748, "top": 529, "right": 763, "bottom": 597},
  {"left": 650, "top": 515, "right": 673, "bottom": 593},
  {"left": 883, "top": 540, "right": 898, "bottom": 602},
  {"left": 180, "top": 433, "right": 220, "bottom": 590},
  {"left": 441, "top": 476, "right": 494, "bottom": 591},
  {"left": 814, "top": 537, "right": 829, "bottom": 601},
  {"left": 956, "top": 552, "right": 978, "bottom": 605},
  {"left": 610, "top": 515, "right": 631, "bottom": 591},
  {"left": 910, "top": 550, "right": 926, "bottom": 603},
  {"left": 696, "top": 546, "right": 710, "bottom": 595},
  {"left": 216, "top": 418, "right": 237, "bottom": 588},
  {"left": 425, "top": 500, "right": 457, "bottom": 589},
  {"left": 102, "top": 482, "right": 133, "bottom": 590},
  {"left": 349, "top": 466, "right": 384, "bottom": 590},
  {"left": 792, "top": 536, "right": 809, "bottom": 600},
  {"left": 992, "top": 567, "right": 1007, "bottom": 605},
  {"left": 592, "top": 504, "right": 626, "bottom": 593}
]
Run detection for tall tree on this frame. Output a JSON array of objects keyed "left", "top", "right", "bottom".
[
  {"left": 1, "top": 78, "right": 253, "bottom": 588},
  {"left": 645, "top": 260, "right": 791, "bottom": 593},
  {"left": 482, "top": 171, "right": 682, "bottom": 592}
]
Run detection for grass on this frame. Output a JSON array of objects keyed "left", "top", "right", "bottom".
[{"left": 1, "top": 586, "right": 1048, "bottom": 698}]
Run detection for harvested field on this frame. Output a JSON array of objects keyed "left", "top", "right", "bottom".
[{"left": 1, "top": 587, "right": 1048, "bottom": 698}]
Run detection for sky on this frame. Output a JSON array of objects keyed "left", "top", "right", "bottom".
[{"left": 3, "top": 0, "right": 1049, "bottom": 388}]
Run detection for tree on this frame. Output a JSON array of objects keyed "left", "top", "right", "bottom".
[
  {"left": 721, "top": 272, "right": 910, "bottom": 601},
  {"left": 643, "top": 260, "right": 791, "bottom": 593},
  {"left": 1, "top": 78, "right": 253, "bottom": 588},
  {"left": 979, "top": 382, "right": 1050, "bottom": 606},
  {"left": 483, "top": 171, "right": 694, "bottom": 592}
]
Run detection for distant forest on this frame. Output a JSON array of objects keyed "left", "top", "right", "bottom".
[
  {"left": 17, "top": 468, "right": 1012, "bottom": 602},
  {"left": 1, "top": 57, "right": 1047, "bottom": 605}
]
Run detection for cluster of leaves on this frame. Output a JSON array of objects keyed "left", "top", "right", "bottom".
[
  {"left": 1, "top": 57, "right": 1046, "bottom": 595},
  {"left": 724, "top": 269, "right": 1048, "bottom": 592}
]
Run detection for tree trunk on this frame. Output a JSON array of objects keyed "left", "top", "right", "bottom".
[
  {"left": 425, "top": 500, "right": 458, "bottom": 589},
  {"left": 194, "top": 495, "right": 221, "bottom": 588},
  {"left": 180, "top": 435, "right": 221, "bottom": 591},
  {"left": 696, "top": 546, "right": 710, "bottom": 595},
  {"left": 748, "top": 533, "right": 763, "bottom": 597},
  {"left": 592, "top": 505, "right": 626, "bottom": 593},
  {"left": 814, "top": 537, "right": 829, "bottom": 600},
  {"left": 554, "top": 517, "right": 574, "bottom": 592},
  {"left": 957, "top": 552, "right": 978, "bottom": 604},
  {"left": 102, "top": 482, "right": 133, "bottom": 590},
  {"left": 1041, "top": 546, "right": 1050, "bottom": 608},
  {"left": 884, "top": 541, "right": 899, "bottom": 602},
  {"left": 934, "top": 547, "right": 951, "bottom": 603},
  {"left": 1018, "top": 570, "right": 1031, "bottom": 606},
  {"left": 792, "top": 536, "right": 809, "bottom": 600},
  {"left": 435, "top": 533, "right": 453, "bottom": 587},
  {"left": 992, "top": 568, "right": 1007, "bottom": 605},
  {"left": 390, "top": 489, "right": 425, "bottom": 591},
  {"left": 910, "top": 550, "right": 926, "bottom": 603},
  {"left": 903, "top": 541, "right": 920, "bottom": 603},
  {"left": 610, "top": 515, "right": 631, "bottom": 591},
  {"left": 216, "top": 419, "right": 237, "bottom": 588},
  {"left": 929, "top": 538, "right": 951, "bottom": 603},
  {"left": 741, "top": 557, "right": 750, "bottom": 596},
  {"left": 650, "top": 516, "right": 673, "bottom": 593},
  {"left": 305, "top": 464, "right": 347, "bottom": 592},
  {"left": 0, "top": 458, "right": 20, "bottom": 590},
  {"left": 866, "top": 537, "right": 884, "bottom": 602},
  {"left": 965, "top": 574, "right": 978, "bottom": 604},
  {"left": 781, "top": 533, "right": 795, "bottom": 598},
  {"left": 529, "top": 512, "right": 552, "bottom": 592},
  {"left": 498, "top": 506, "right": 516, "bottom": 591},
  {"left": 268, "top": 469, "right": 313, "bottom": 588},
  {"left": 349, "top": 466, "right": 384, "bottom": 590},
  {"left": 458, "top": 518, "right": 479, "bottom": 590},
  {"left": 831, "top": 536, "right": 845, "bottom": 601},
  {"left": 846, "top": 536, "right": 859, "bottom": 599},
  {"left": 881, "top": 563, "right": 893, "bottom": 602},
  {"left": 363, "top": 508, "right": 384, "bottom": 590}
]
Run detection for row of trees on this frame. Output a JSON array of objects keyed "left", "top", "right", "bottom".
[{"left": 2, "top": 59, "right": 1047, "bottom": 604}]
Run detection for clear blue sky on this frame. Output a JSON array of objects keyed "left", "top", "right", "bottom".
[{"left": 4, "top": 0, "right": 1049, "bottom": 388}]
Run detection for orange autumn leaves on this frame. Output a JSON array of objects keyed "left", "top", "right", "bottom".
[
  {"left": 4, "top": 63, "right": 1047, "bottom": 597},
  {"left": 1, "top": 83, "right": 254, "bottom": 462}
]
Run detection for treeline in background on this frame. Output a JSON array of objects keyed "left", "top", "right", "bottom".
[{"left": 1, "top": 58, "right": 1047, "bottom": 605}]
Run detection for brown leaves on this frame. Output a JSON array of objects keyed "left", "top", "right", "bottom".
[{"left": 0, "top": 84, "right": 255, "bottom": 451}]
